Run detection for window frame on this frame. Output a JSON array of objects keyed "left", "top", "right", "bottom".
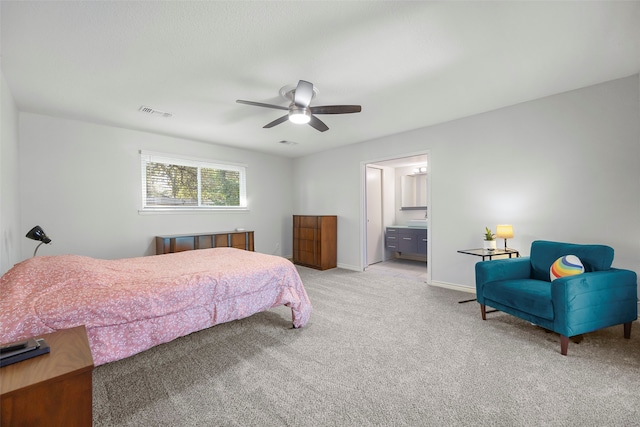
[{"left": 140, "top": 150, "right": 248, "bottom": 213}]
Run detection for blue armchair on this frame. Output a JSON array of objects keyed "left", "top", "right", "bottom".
[{"left": 475, "top": 240, "right": 638, "bottom": 355}]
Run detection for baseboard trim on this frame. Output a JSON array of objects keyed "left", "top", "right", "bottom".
[
  {"left": 288, "top": 258, "right": 480, "bottom": 294},
  {"left": 337, "top": 263, "right": 361, "bottom": 272},
  {"left": 285, "top": 257, "right": 359, "bottom": 272},
  {"left": 429, "top": 281, "right": 475, "bottom": 294}
]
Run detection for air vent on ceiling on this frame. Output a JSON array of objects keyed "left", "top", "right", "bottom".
[{"left": 138, "top": 105, "right": 173, "bottom": 118}]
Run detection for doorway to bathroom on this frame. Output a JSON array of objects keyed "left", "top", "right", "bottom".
[{"left": 362, "top": 152, "right": 430, "bottom": 283}]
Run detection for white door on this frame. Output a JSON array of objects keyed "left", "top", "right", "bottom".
[{"left": 366, "top": 166, "right": 384, "bottom": 265}]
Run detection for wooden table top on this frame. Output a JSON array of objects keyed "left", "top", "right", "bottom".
[{"left": 1, "top": 326, "right": 94, "bottom": 395}]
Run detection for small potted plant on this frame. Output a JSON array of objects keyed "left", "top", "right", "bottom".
[{"left": 483, "top": 227, "right": 497, "bottom": 251}]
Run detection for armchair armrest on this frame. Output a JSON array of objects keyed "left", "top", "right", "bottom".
[
  {"left": 475, "top": 257, "right": 531, "bottom": 303},
  {"left": 552, "top": 268, "right": 638, "bottom": 336},
  {"left": 475, "top": 257, "right": 531, "bottom": 284}
]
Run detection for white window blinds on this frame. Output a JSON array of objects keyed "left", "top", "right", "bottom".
[{"left": 141, "top": 151, "right": 247, "bottom": 210}]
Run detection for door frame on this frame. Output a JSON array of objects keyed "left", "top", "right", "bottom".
[
  {"left": 365, "top": 165, "right": 384, "bottom": 266},
  {"left": 359, "top": 150, "right": 432, "bottom": 284}
]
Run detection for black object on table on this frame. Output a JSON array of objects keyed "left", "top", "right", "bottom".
[
  {"left": 457, "top": 248, "right": 520, "bottom": 304},
  {"left": 1, "top": 338, "right": 50, "bottom": 367}
]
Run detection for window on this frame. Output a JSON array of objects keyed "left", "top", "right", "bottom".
[{"left": 141, "top": 151, "right": 247, "bottom": 211}]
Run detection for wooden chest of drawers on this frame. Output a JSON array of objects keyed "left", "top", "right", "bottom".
[{"left": 293, "top": 215, "right": 337, "bottom": 270}]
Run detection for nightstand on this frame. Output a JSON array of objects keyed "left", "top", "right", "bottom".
[{"left": 1, "top": 326, "right": 94, "bottom": 426}]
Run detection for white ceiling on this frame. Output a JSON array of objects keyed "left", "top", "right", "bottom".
[{"left": 2, "top": 1, "right": 639, "bottom": 158}]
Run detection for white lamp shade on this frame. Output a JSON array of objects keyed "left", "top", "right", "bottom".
[{"left": 496, "top": 224, "right": 514, "bottom": 239}]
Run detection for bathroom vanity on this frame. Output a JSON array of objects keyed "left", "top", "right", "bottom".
[{"left": 386, "top": 226, "right": 427, "bottom": 257}]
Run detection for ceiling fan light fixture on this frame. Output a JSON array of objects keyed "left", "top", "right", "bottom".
[
  {"left": 289, "top": 108, "right": 311, "bottom": 124},
  {"left": 237, "top": 80, "right": 361, "bottom": 132}
]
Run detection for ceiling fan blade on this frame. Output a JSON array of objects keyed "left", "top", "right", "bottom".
[
  {"left": 263, "top": 114, "right": 289, "bottom": 129},
  {"left": 308, "top": 115, "right": 329, "bottom": 132},
  {"left": 310, "top": 105, "right": 362, "bottom": 115},
  {"left": 236, "top": 100, "right": 288, "bottom": 111},
  {"left": 293, "top": 80, "right": 314, "bottom": 108}
]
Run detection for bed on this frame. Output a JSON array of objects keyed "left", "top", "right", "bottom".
[{"left": 0, "top": 248, "right": 311, "bottom": 365}]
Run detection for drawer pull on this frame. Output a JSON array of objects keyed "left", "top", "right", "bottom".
[{"left": 403, "top": 237, "right": 412, "bottom": 240}]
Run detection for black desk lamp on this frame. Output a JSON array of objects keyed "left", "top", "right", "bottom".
[{"left": 26, "top": 226, "right": 52, "bottom": 257}]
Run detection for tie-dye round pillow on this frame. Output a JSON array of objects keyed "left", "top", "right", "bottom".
[{"left": 550, "top": 255, "right": 584, "bottom": 281}]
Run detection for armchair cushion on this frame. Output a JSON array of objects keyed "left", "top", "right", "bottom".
[{"left": 483, "top": 279, "right": 553, "bottom": 320}]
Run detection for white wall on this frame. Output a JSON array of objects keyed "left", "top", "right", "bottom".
[
  {"left": 293, "top": 75, "right": 640, "bottom": 289},
  {"left": 7, "top": 76, "right": 640, "bottom": 290},
  {"left": 18, "top": 113, "right": 294, "bottom": 260},
  {"left": 0, "top": 70, "right": 21, "bottom": 273}
]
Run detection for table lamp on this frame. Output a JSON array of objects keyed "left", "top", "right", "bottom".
[{"left": 496, "top": 224, "right": 513, "bottom": 250}]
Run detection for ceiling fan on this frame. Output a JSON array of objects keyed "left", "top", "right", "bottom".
[{"left": 236, "top": 80, "right": 361, "bottom": 132}]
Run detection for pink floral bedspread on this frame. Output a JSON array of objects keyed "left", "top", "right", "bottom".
[{"left": 0, "top": 248, "right": 311, "bottom": 365}]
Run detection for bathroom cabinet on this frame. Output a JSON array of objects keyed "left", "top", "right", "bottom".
[{"left": 386, "top": 226, "right": 427, "bottom": 257}]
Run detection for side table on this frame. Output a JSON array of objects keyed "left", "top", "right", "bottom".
[
  {"left": 1, "top": 325, "right": 94, "bottom": 427},
  {"left": 457, "top": 248, "right": 520, "bottom": 303},
  {"left": 457, "top": 247, "right": 520, "bottom": 260}
]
